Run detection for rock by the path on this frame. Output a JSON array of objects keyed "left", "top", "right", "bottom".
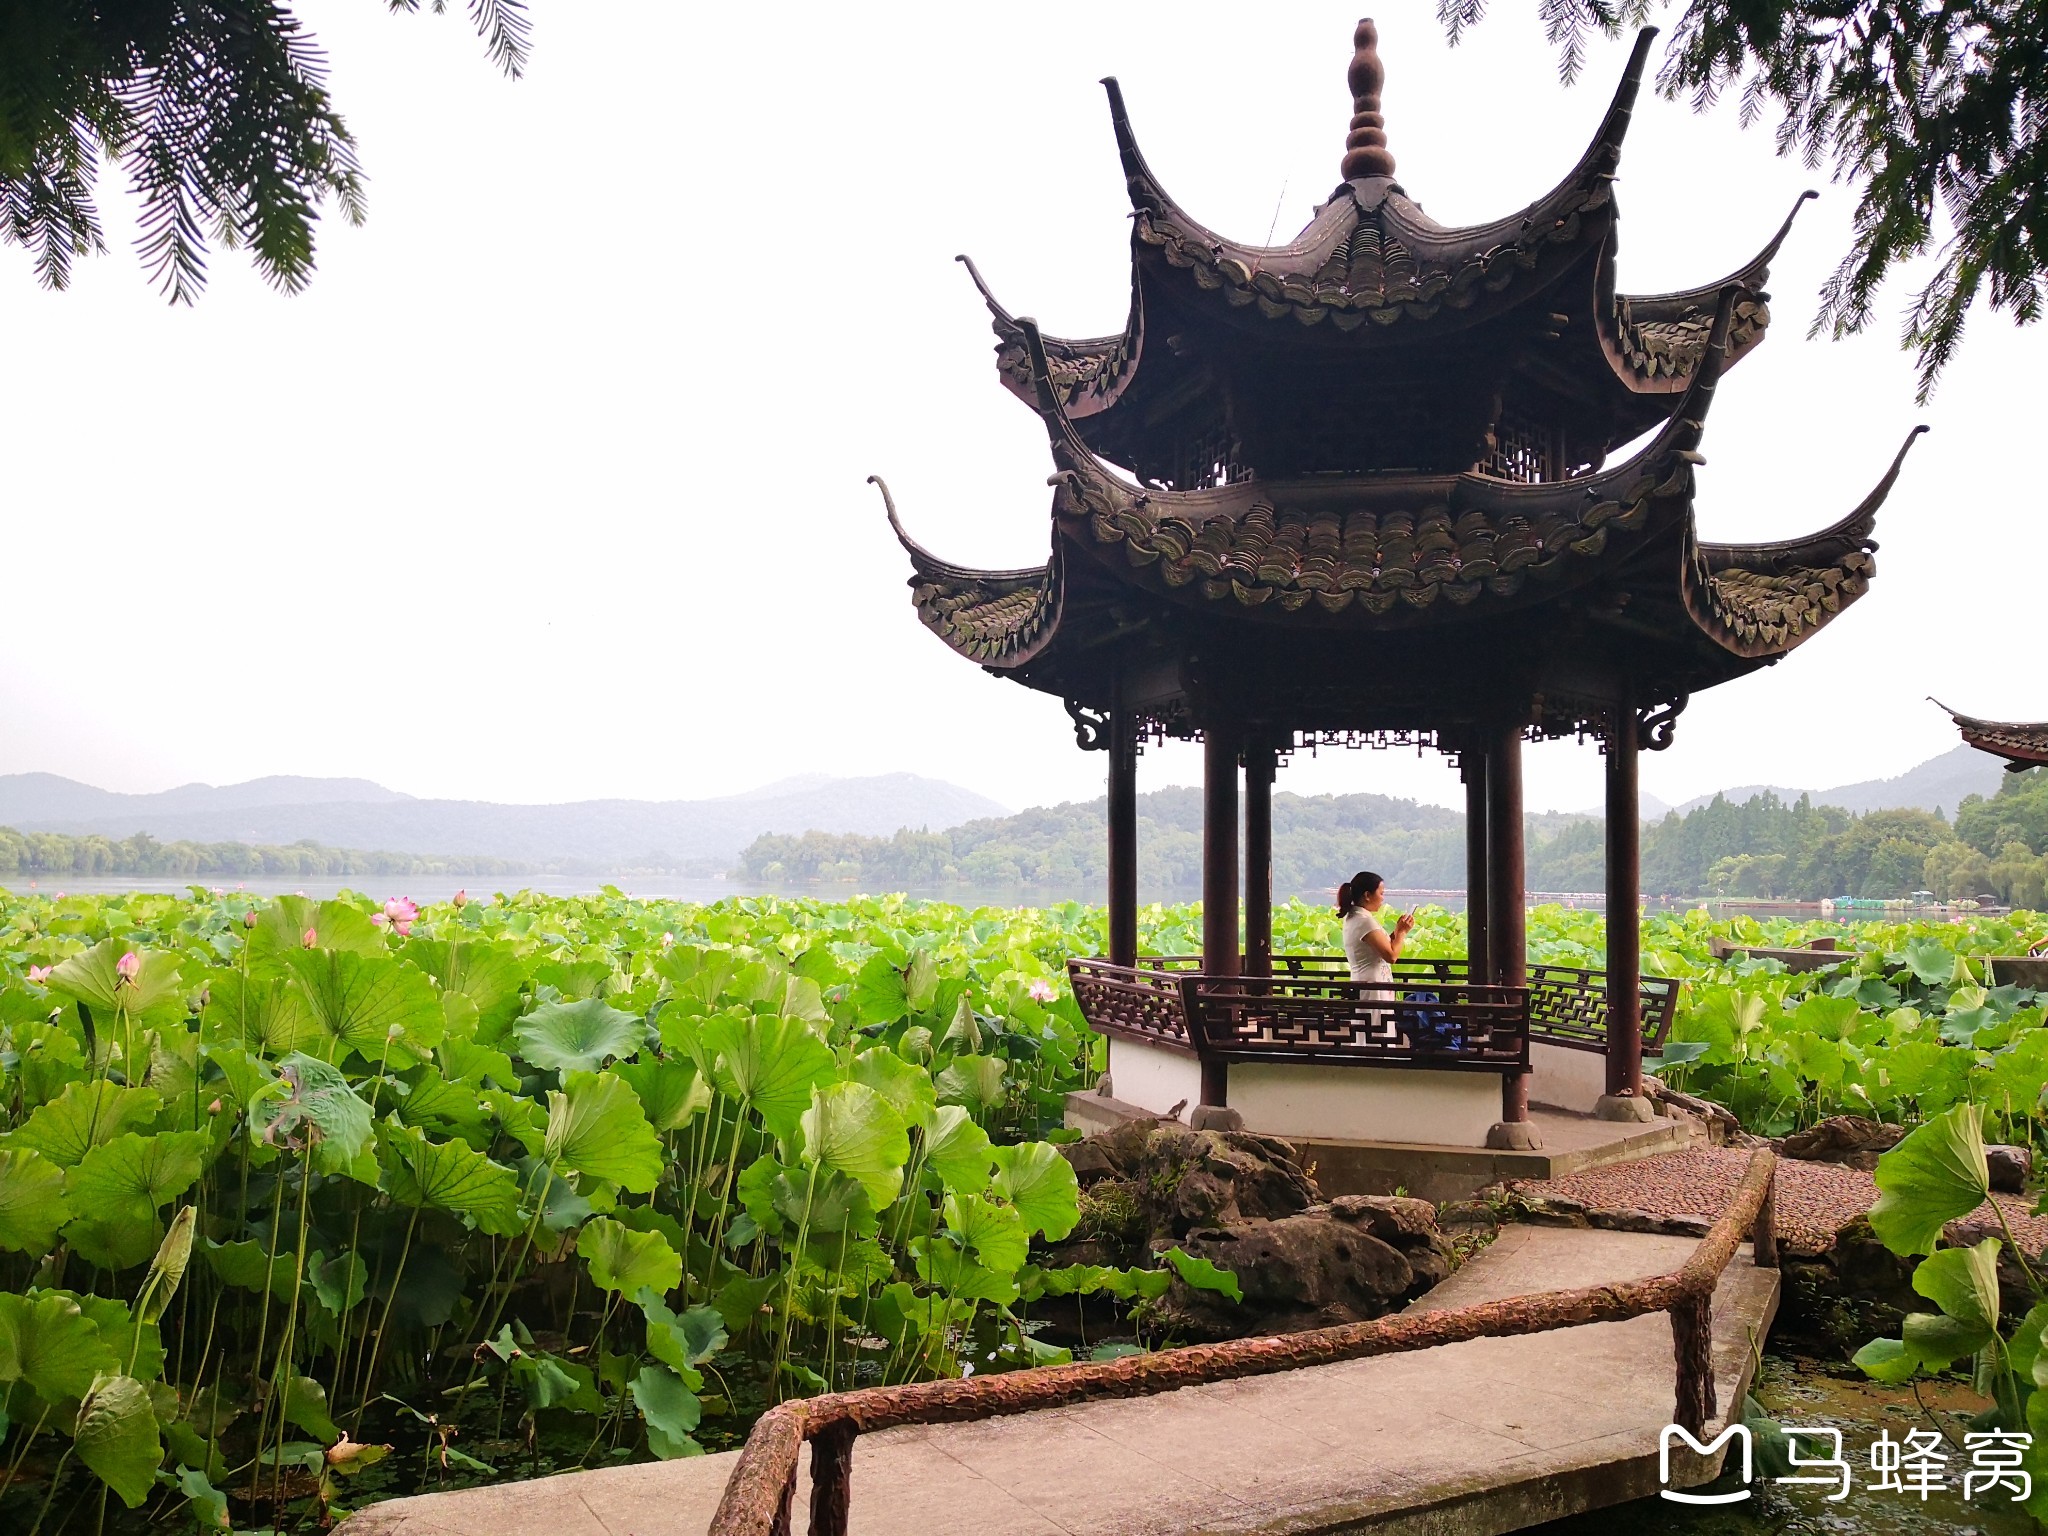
[
  {"left": 1147, "top": 1205, "right": 1441, "bottom": 1341},
  {"left": 1330, "top": 1194, "right": 1438, "bottom": 1243},
  {"left": 1780, "top": 1116, "right": 1906, "bottom": 1170},
  {"left": 1058, "top": 1120, "right": 1318, "bottom": 1246},
  {"left": 1987, "top": 1143, "right": 2034, "bottom": 1194}
]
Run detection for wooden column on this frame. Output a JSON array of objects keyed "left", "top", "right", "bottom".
[
  {"left": 1243, "top": 736, "right": 1276, "bottom": 979},
  {"left": 1605, "top": 697, "right": 1644, "bottom": 1100},
  {"left": 1487, "top": 719, "right": 1529, "bottom": 1124},
  {"left": 1462, "top": 747, "right": 1491, "bottom": 985},
  {"left": 1200, "top": 726, "right": 1239, "bottom": 1107},
  {"left": 1107, "top": 702, "right": 1138, "bottom": 970}
]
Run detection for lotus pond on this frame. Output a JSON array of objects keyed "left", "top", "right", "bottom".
[{"left": 0, "top": 887, "right": 2044, "bottom": 1533}]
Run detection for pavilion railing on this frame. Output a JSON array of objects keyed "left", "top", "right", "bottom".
[
  {"left": 1112, "top": 954, "right": 1677, "bottom": 1055},
  {"left": 706, "top": 1149, "right": 1781, "bottom": 1536}
]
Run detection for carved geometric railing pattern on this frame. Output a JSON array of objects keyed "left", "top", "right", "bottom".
[
  {"left": 1081, "top": 953, "right": 1678, "bottom": 1058},
  {"left": 1181, "top": 974, "right": 1530, "bottom": 1073}
]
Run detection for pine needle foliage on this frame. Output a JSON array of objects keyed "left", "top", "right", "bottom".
[
  {"left": 0, "top": 1, "right": 527, "bottom": 302},
  {"left": 1438, "top": 2, "right": 2048, "bottom": 401}
]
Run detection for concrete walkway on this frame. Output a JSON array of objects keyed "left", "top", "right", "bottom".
[{"left": 337, "top": 1226, "right": 1777, "bottom": 1536}]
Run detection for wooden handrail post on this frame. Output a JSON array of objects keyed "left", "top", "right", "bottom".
[
  {"left": 1670, "top": 1292, "right": 1715, "bottom": 1435},
  {"left": 808, "top": 1421, "right": 857, "bottom": 1536},
  {"left": 1752, "top": 1168, "right": 1779, "bottom": 1269}
]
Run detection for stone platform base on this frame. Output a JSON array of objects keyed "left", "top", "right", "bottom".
[{"left": 1065, "top": 1092, "right": 1702, "bottom": 1203}]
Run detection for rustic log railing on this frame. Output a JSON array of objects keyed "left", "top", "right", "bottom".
[
  {"left": 707, "top": 1149, "right": 1780, "bottom": 1536},
  {"left": 1094, "top": 954, "right": 1678, "bottom": 1054}
]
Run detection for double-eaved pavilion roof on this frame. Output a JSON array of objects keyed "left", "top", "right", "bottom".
[
  {"left": 1938, "top": 703, "right": 2048, "bottom": 772},
  {"left": 882, "top": 20, "right": 1924, "bottom": 743}
]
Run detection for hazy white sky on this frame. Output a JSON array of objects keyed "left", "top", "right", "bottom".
[{"left": 2, "top": 3, "right": 2030, "bottom": 817}]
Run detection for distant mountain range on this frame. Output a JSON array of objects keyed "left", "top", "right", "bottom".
[
  {"left": 1663, "top": 745, "right": 2004, "bottom": 819},
  {"left": 0, "top": 773, "right": 1010, "bottom": 870}
]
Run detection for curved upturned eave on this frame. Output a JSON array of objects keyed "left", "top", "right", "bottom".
[
  {"left": 1679, "top": 425, "right": 1926, "bottom": 661},
  {"left": 871, "top": 475, "right": 1064, "bottom": 669},
  {"left": 959, "top": 255, "right": 1145, "bottom": 420},
  {"left": 1934, "top": 701, "right": 2048, "bottom": 770},
  {"left": 1593, "top": 190, "right": 1815, "bottom": 394},
  {"left": 1103, "top": 30, "right": 1653, "bottom": 335},
  {"left": 1009, "top": 292, "right": 1732, "bottom": 626}
]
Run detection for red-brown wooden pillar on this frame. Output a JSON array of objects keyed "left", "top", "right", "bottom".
[
  {"left": 1600, "top": 694, "right": 1652, "bottom": 1120},
  {"left": 1243, "top": 736, "right": 1276, "bottom": 979},
  {"left": 1486, "top": 717, "right": 1538, "bottom": 1145},
  {"left": 1107, "top": 700, "right": 1138, "bottom": 970},
  {"left": 1462, "top": 746, "right": 1491, "bottom": 986},
  {"left": 1200, "top": 726, "right": 1239, "bottom": 1107}
]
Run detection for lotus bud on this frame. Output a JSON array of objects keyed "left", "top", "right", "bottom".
[
  {"left": 115, "top": 952, "right": 141, "bottom": 982},
  {"left": 386, "top": 1023, "right": 404, "bottom": 1039},
  {"left": 453, "top": 889, "right": 469, "bottom": 909},
  {"left": 243, "top": 911, "right": 258, "bottom": 929},
  {"left": 303, "top": 927, "right": 319, "bottom": 949},
  {"left": 207, "top": 1098, "right": 223, "bottom": 1116}
]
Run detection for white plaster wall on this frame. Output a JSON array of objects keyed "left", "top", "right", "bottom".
[
  {"left": 1228, "top": 1065, "right": 1500, "bottom": 1147},
  {"left": 1530, "top": 1041, "right": 1609, "bottom": 1115},
  {"left": 1106, "top": 1037, "right": 1205, "bottom": 1117}
]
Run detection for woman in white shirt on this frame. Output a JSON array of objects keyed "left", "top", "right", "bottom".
[{"left": 1338, "top": 870, "right": 1415, "bottom": 1038}]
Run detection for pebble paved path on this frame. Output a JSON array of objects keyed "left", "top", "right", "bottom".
[{"left": 1512, "top": 1145, "right": 2048, "bottom": 1257}]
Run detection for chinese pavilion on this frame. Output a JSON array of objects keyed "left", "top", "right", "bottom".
[{"left": 879, "top": 21, "right": 1924, "bottom": 1150}]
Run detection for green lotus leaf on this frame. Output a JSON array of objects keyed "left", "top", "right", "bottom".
[
  {"left": 613, "top": 1060, "right": 711, "bottom": 1132},
  {"left": 378, "top": 1121, "right": 525, "bottom": 1235},
  {"left": 286, "top": 950, "right": 444, "bottom": 1068},
  {"left": 67, "top": 1130, "right": 211, "bottom": 1223},
  {"left": 48, "top": 939, "right": 186, "bottom": 1020},
  {"left": 246, "top": 896, "right": 385, "bottom": 959},
  {"left": 544, "top": 1070, "right": 662, "bottom": 1192},
  {"left": 406, "top": 939, "right": 529, "bottom": 1036},
  {"left": 577, "top": 1216, "right": 681, "bottom": 1296},
  {"left": 438, "top": 1039, "right": 521, "bottom": 1092},
  {"left": 78, "top": 1294, "right": 163, "bottom": 1383},
  {"left": 0, "top": 1147, "right": 71, "bottom": 1254},
  {"left": 1870, "top": 1103, "right": 1991, "bottom": 1255},
  {"left": 74, "top": 1373, "right": 163, "bottom": 1508},
  {"left": 202, "top": 970, "right": 326, "bottom": 1057},
  {"left": 515, "top": 997, "right": 643, "bottom": 1074},
  {"left": 1163, "top": 1247, "right": 1243, "bottom": 1302},
  {"left": 915, "top": 1239, "right": 1018, "bottom": 1304},
  {"left": 923, "top": 1106, "right": 995, "bottom": 1192},
  {"left": 0, "top": 1289, "right": 118, "bottom": 1399},
  {"left": 392, "top": 1066, "right": 490, "bottom": 1141},
  {"left": 940, "top": 994, "right": 982, "bottom": 1052},
  {"left": 935, "top": 1054, "right": 1006, "bottom": 1112},
  {"left": 701, "top": 1011, "right": 834, "bottom": 1140},
  {"left": 308, "top": 1250, "right": 368, "bottom": 1316},
  {"left": 255, "top": 1053, "right": 375, "bottom": 1179},
  {"left": 799, "top": 1081, "right": 909, "bottom": 1210},
  {"left": 178, "top": 1465, "right": 231, "bottom": 1532},
  {"left": 942, "top": 1191, "right": 1028, "bottom": 1275},
  {"left": 1915, "top": 1237, "right": 2004, "bottom": 1331},
  {"left": 203, "top": 1238, "right": 296, "bottom": 1301},
  {"left": 7, "top": 1080, "right": 161, "bottom": 1166},
  {"left": 277, "top": 1373, "right": 338, "bottom": 1442},
  {"left": 850, "top": 1046, "right": 937, "bottom": 1129},
  {"left": 629, "top": 1364, "right": 702, "bottom": 1459},
  {"left": 904, "top": 950, "right": 940, "bottom": 1013},
  {"left": 991, "top": 1142, "right": 1080, "bottom": 1241},
  {"left": 637, "top": 1290, "right": 726, "bottom": 1373},
  {"left": 1901, "top": 1309, "right": 1994, "bottom": 1370}
]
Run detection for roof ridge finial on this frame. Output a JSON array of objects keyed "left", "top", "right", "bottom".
[{"left": 1341, "top": 18, "right": 1395, "bottom": 181}]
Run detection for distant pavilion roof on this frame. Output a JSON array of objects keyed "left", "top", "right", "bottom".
[{"left": 1937, "top": 703, "right": 2048, "bottom": 772}]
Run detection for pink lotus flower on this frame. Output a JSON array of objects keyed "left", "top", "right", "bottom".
[
  {"left": 302, "top": 927, "right": 319, "bottom": 949},
  {"left": 452, "top": 889, "right": 469, "bottom": 909},
  {"left": 1028, "top": 979, "right": 1057, "bottom": 1004},
  {"left": 372, "top": 896, "right": 419, "bottom": 938},
  {"left": 27, "top": 965, "right": 51, "bottom": 985},
  {"left": 115, "top": 952, "right": 141, "bottom": 984},
  {"left": 53, "top": 892, "right": 64, "bottom": 901}
]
